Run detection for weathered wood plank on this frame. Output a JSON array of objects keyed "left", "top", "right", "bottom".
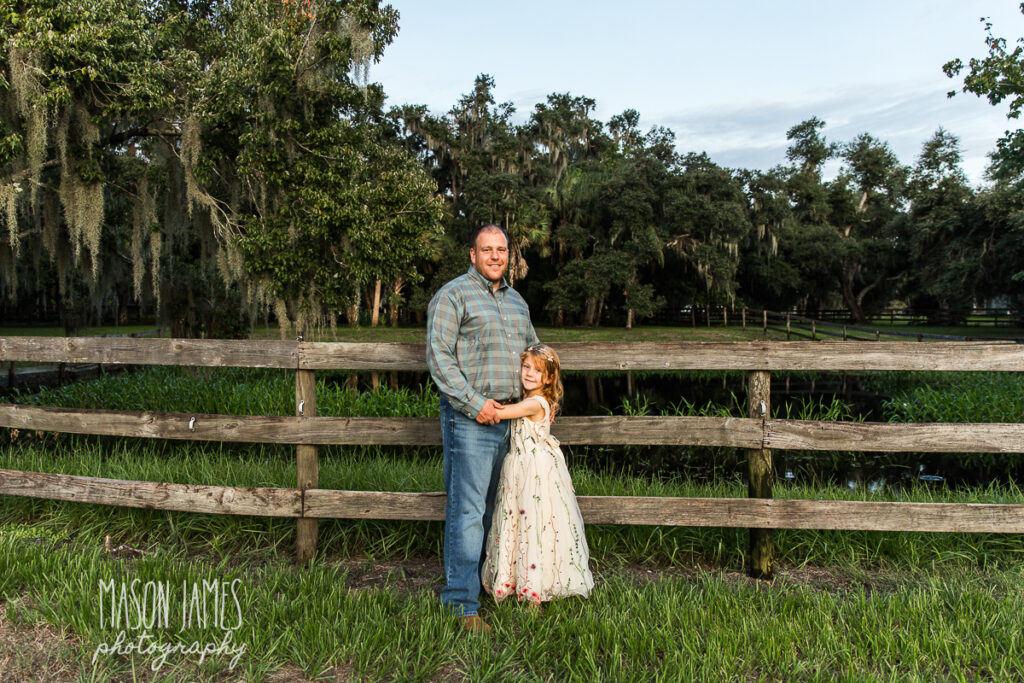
[
  {"left": 0, "top": 405, "right": 442, "bottom": 444},
  {"left": 0, "top": 405, "right": 762, "bottom": 447},
  {"left": 6, "top": 404, "right": 1024, "bottom": 453},
  {"left": 0, "top": 337, "right": 297, "bottom": 368},
  {"left": 298, "top": 342, "right": 425, "bottom": 370},
  {"left": 295, "top": 368, "right": 318, "bottom": 562},
  {"left": 3, "top": 473, "right": 1020, "bottom": 532},
  {"left": 767, "top": 420, "right": 1024, "bottom": 453},
  {"left": 303, "top": 490, "right": 1024, "bottom": 533},
  {"left": 746, "top": 370, "right": 774, "bottom": 579},
  {"left": 4, "top": 338, "right": 1024, "bottom": 372},
  {"left": 555, "top": 416, "right": 761, "bottom": 447},
  {"left": 304, "top": 490, "right": 448, "bottom": 520},
  {"left": 0, "top": 469, "right": 301, "bottom": 516},
  {"left": 551, "top": 341, "right": 1024, "bottom": 371},
  {"left": 299, "top": 341, "right": 1024, "bottom": 371}
]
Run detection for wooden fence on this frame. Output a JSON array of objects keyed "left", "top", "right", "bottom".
[
  {"left": 656, "top": 306, "right": 1023, "bottom": 330},
  {"left": 2, "top": 336, "right": 1024, "bottom": 579}
]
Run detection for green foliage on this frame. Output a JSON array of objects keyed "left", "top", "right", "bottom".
[
  {"left": 11, "top": 365, "right": 439, "bottom": 417},
  {"left": 882, "top": 372, "right": 1024, "bottom": 424},
  {"left": 0, "top": 0, "right": 443, "bottom": 334},
  {"left": 944, "top": 6, "right": 1024, "bottom": 179}
]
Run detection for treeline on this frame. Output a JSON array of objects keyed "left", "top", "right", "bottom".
[{"left": 1, "top": 1, "right": 1022, "bottom": 335}]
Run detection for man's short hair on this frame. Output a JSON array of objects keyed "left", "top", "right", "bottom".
[{"left": 469, "top": 224, "right": 508, "bottom": 249}]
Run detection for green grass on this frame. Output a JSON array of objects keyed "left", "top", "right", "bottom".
[
  {"left": 807, "top": 321, "right": 1022, "bottom": 340},
  {"left": 0, "top": 324, "right": 164, "bottom": 337},
  {"left": 4, "top": 364, "right": 1024, "bottom": 679},
  {"left": 10, "top": 366, "right": 439, "bottom": 417},
  {"left": 1, "top": 524, "right": 1021, "bottom": 681},
  {"left": 251, "top": 324, "right": 774, "bottom": 343},
  {"left": 879, "top": 372, "right": 1024, "bottom": 424},
  {"left": 3, "top": 437, "right": 1023, "bottom": 570}
]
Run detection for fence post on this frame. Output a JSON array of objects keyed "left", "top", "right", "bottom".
[
  {"left": 842, "top": 324, "right": 847, "bottom": 341},
  {"left": 762, "top": 310, "right": 767, "bottom": 335},
  {"left": 746, "top": 370, "right": 773, "bottom": 579},
  {"left": 296, "top": 341, "right": 318, "bottom": 564},
  {"left": 786, "top": 314, "right": 791, "bottom": 340},
  {"left": 811, "top": 320, "right": 816, "bottom": 340},
  {"left": 742, "top": 308, "right": 747, "bottom": 329},
  {"left": 723, "top": 307, "right": 728, "bottom": 328}
]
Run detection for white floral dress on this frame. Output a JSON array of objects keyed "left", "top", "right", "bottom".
[{"left": 482, "top": 395, "right": 594, "bottom": 604}]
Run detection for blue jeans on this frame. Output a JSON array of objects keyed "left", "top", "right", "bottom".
[{"left": 440, "top": 396, "right": 510, "bottom": 617}]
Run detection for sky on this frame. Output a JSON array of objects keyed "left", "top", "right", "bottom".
[{"left": 368, "top": 1, "right": 1024, "bottom": 185}]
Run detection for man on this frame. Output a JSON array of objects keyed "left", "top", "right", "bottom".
[{"left": 426, "top": 224, "right": 538, "bottom": 633}]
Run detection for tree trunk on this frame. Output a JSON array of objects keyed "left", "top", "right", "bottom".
[
  {"left": 371, "top": 279, "right": 382, "bottom": 327},
  {"left": 594, "top": 297, "right": 604, "bottom": 327},
  {"left": 585, "top": 374, "right": 599, "bottom": 409},
  {"left": 389, "top": 277, "right": 402, "bottom": 328},
  {"left": 346, "top": 291, "right": 360, "bottom": 328},
  {"left": 626, "top": 308, "right": 634, "bottom": 330},
  {"left": 583, "top": 298, "right": 597, "bottom": 326},
  {"left": 840, "top": 266, "right": 867, "bottom": 323}
]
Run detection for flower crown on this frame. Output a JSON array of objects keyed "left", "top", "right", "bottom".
[{"left": 524, "top": 344, "right": 557, "bottom": 364}]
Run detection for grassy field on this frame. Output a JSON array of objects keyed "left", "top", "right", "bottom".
[
  {"left": 1, "top": 320, "right": 1019, "bottom": 344},
  {"left": 2, "top": 524, "right": 1021, "bottom": 681},
  {"left": 2, "top": 365, "right": 1024, "bottom": 680},
  {"left": 249, "top": 324, "right": 776, "bottom": 343},
  {"left": 0, "top": 324, "right": 166, "bottom": 337}
]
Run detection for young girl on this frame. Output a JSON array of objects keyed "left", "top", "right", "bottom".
[{"left": 481, "top": 343, "right": 594, "bottom": 607}]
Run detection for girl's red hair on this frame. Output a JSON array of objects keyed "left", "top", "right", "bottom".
[{"left": 520, "top": 344, "right": 563, "bottom": 417}]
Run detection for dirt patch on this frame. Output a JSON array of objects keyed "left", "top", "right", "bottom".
[
  {"left": 0, "top": 597, "right": 79, "bottom": 682},
  {"left": 340, "top": 557, "right": 443, "bottom": 593}
]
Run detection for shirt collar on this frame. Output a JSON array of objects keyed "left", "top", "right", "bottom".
[{"left": 466, "top": 266, "right": 509, "bottom": 292}]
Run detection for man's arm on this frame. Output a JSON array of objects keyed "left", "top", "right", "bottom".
[
  {"left": 426, "top": 290, "right": 488, "bottom": 419},
  {"left": 527, "top": 319, "right": 539, "bottom": 346}
]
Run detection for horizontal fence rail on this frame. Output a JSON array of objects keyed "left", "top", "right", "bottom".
[
  {"left": 3, "top": 335, "right": 1024, "bottom": 575},
  {"left": 5, "top": 337, "right": 1024, "bottom": 371},
  {"left": 2, "top": 470, "right": 1022, "bottom": 534},
  {"left": 5, "top": 404, "right": 1024, "bottom": 453}
]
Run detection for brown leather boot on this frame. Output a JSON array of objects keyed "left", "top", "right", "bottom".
[{"left": 460, "top": 615, "right": 491, "bottom": 634}]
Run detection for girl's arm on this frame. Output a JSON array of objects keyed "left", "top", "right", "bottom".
[{"left": 494, "top": 397, "right": 544, "bottom": 421}]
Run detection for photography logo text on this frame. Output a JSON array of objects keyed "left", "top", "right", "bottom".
[{"left": 92, "top": 578, "right": 247, "bottom": 671}]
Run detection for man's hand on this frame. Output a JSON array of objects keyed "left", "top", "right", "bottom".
[{"left": 475, "top": 399, "right": 503, "bottom": 425}]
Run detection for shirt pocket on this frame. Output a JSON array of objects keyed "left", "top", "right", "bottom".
[
  {"left": 507, "top": 300, "right": 534, "bottom": 349},
  {"left": 455, "top": 335, "right": 482, "bottom": 390}
]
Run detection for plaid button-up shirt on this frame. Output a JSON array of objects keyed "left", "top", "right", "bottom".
[{"left": 426, "top": 267, "right": 539, "bottom": 418}]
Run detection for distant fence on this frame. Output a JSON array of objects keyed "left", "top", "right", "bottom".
[
  {"left": 2, "top": 336, "right": 1024, "bottom": 579},
  {"left": 653, "top": 307, "right": 1022, "bottom": 342}
]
